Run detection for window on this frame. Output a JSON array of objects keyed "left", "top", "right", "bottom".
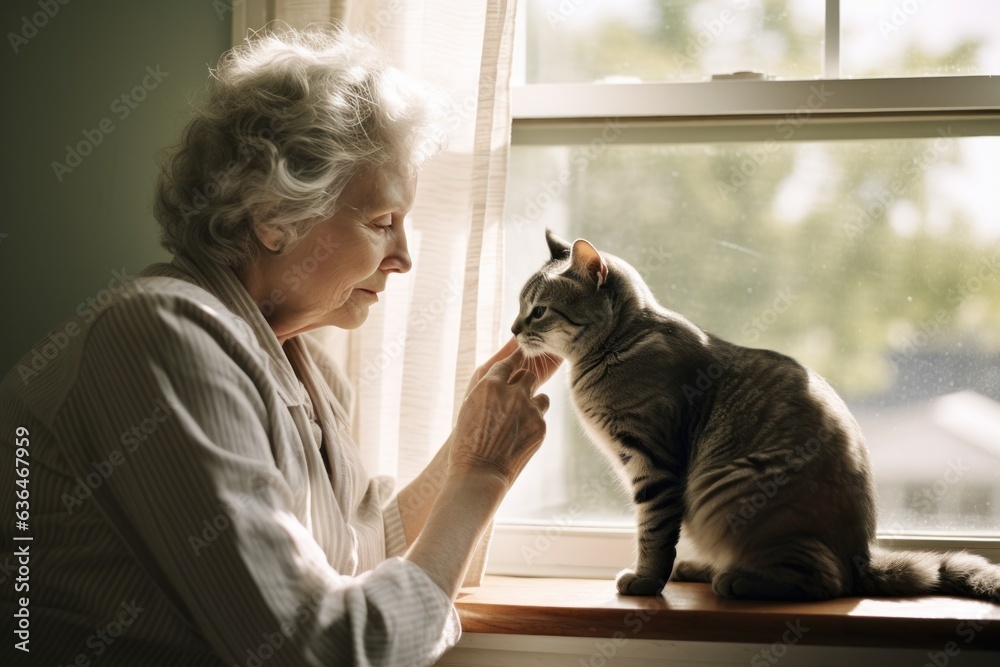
[
  {"left": 491, "top": 0, "right": 1000, "bottom": 576},
  {"left": 522, "top": 0, "right": 825, "bottom": 83}
]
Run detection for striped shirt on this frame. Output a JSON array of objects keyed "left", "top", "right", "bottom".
[{"left": 0, "top": 254, "right": 459, "bottom": 666}]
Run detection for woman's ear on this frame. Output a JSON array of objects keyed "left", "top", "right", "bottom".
[{"left": 254, "top": 225, "right": 284, "bottom": 253}]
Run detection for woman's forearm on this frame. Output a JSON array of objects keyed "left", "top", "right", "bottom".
[
  {"left": 395, "top": 435, "right": 453, "bottom": 545},
  {"left": 401, "top": 342, "right": 558, "bottom": 598},
  {"left": 403, "top": 471, "right": 506, "bottom": 599}
]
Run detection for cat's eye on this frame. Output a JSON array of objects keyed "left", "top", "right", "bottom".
[{"left": 530, "top": 305, "right": 546, "bottom": 319}]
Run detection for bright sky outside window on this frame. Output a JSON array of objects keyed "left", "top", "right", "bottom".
[{"left": 841, "top": 0, "right": 1000, "bottom": 78}]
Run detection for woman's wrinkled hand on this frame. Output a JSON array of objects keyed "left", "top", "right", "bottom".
[
  {"left": 449, "top": 347, "right": 555, "bottom": 488},
  {"left": 463, "top": 337, "right": 562, "bottom": 399}
]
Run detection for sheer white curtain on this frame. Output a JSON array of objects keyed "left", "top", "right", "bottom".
[{"left": 266, "top": 0, "right": 519, "bottom": 581}]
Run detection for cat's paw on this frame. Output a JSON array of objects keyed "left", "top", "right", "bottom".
[{"left": 615, "top": 569, "right": 666, "bottom": 596}]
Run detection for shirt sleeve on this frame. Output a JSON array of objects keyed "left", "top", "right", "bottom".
[{"left": 56, "top": 293, "right": 459, "bottom": 667}]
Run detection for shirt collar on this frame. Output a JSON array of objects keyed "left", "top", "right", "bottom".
[{"left": 140, "top": 254, "right": 304, "bottom": 407}]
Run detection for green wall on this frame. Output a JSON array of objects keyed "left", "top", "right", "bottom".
[{"left": 0, "top": 0, "right": 231, "bottom": 376}]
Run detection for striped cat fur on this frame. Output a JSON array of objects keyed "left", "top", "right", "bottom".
[{"left": 511, "top": 230, "right": 1000, "bottom": 602}]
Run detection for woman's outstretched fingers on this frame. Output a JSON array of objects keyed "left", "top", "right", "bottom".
[
  {"left": 484, "top": 347, "right": 524, "bottom": 382},
  {"left": 507, "top": 367, "right": 537, "bottom": 389},
  {"left": 450, "top": 345, "right": 551, "bottom": 487},
  {"left": 466, "top": 339, "right": 524, "bottom": 398},
  {"left": 480, "top": 337, "right": 520, "bottom": 375},
  {"left": 495, "top": 336, "right": 520, "bottom": 359},
  {"left": 507, "top": 368, "right": 527, "bottom": 384}
]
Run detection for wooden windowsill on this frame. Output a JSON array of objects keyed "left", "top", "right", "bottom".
[{"left": 456, "top": 576, "right": 1000, "bottom": 650}]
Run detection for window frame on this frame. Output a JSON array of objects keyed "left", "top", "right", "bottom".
[
  {"left": 491, "top": 1, "right": 1000, "bottom": 577},
  {"left": 512, "top": 77, "right": 1000, "bottom": 123}
]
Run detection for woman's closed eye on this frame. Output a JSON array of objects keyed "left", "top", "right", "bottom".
[{"left": 371, "top": 214, "right": 392, "bottom": 231}]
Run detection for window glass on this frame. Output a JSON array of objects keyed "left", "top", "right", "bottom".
[
  {"left": 497, "top": 136, "right": 1000, "bottom": 536},
  {"left": 842, "top": 0, "right": 1000, "bottom": 78},
  {"left": 522, "top": 0, "right": 824, "bottom": 83}
]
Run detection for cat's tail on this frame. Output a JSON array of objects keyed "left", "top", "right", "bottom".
[{"left": 855, "top": 546, "right": 1000, "bottom": 601}]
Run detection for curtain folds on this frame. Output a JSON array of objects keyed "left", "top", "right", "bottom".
[{"left": 271, "top": 0, "right": 518, "bottom": 584}]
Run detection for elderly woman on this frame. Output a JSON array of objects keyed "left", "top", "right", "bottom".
[{"left": 0, "top": 29, "right": 558, "bottom": 666}]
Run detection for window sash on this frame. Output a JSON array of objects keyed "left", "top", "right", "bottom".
[
  {"left": 511, "top": 112, "right": 1000, "bottom": 146},
  {"left": 512, "top": 77, "right": 1000, "bottom": 123}
]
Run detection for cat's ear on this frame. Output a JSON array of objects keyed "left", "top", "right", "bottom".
[
  {"left": 545, "top": 229, "right": 572, "bottom": 261},
  {"left": 571, "top": 239, "right": 608, "bottom": 289}
]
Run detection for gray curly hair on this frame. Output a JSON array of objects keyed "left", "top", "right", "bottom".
[{"left": 154, "top": 27, "right": 447, "bottom": 270}]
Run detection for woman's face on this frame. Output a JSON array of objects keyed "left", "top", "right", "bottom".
[{"left": 258, "top": 165, "right": 415, "bottom": 336}]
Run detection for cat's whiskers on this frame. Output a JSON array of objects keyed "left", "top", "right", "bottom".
[{"left": 514, "top": 346, "right": 560, "bottom": 386}]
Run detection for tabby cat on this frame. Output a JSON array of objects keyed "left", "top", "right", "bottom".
[{"left": 512, "top": 230, "right": 1000, "bottom": 601}]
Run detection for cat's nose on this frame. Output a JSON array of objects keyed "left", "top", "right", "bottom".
[{"left": 511, "top": 320, "right": 523, "bottom": 336}]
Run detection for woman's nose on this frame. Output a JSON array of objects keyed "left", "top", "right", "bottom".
[{"left": 382, "top": 226, "right": 412, "bottom": 274}]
